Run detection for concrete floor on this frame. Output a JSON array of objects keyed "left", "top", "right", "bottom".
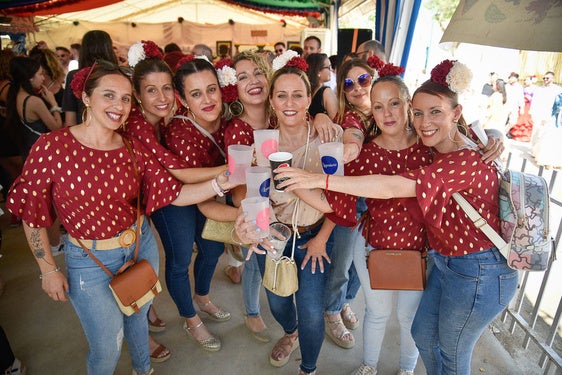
[{"left": 0, "top": 207, "right": 528, "bottom": 375}]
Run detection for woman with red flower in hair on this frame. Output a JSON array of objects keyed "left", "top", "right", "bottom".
[
  {"left": 209, "top": 51, "right": 275, "bottom": 340},
  {"left": 233, "top": 52, "right": 342, "bottom": 375},
  {"left": 157, "top": 55, "right": 236, "bottom": 352},
  {"left": 274, "top": 60, "right": 514, "bottom": 375},
  {"left": 7, "top": 59, "right": 235, "bottom": 375}
]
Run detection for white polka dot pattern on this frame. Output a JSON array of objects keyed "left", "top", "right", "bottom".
[
  {"left": 7, "top": 128, "right": 182, "bottom": 239},
  {"left": 163, "top": 107, "right": 226, "bottom": 167},
  {"left": 406, "top": 149, "right": 501, "bottom": 256},
  {"left": 123, "top": 106, "right": 189, "bottom": 170},
  {"left": 326, "top": 140, "right": 431, "bottom": 251}
]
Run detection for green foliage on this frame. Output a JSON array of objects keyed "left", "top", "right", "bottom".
[{"left": 424, "top": 0, "right": 460, "bottom": 31}]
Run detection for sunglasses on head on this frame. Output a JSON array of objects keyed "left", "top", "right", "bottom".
[{"left": 343, "top": 73, "right": 372, "bottom": 92}]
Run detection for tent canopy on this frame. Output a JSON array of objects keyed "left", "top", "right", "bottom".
[{"left": 1, "top": 0, "right": 329, "bottom": 18}]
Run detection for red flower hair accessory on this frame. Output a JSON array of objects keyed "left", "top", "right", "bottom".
[
  {"left": 174, "top": 54, "right": 196, "bottom": 71},
  {"left": 377, "top": 62, "right": 405, "bottom": 78},
  {"left": 128, "top": 40, "right": 163, "bottom": 68},
  {"left": 286, "top": 56, "right": 308, "bottom": 72},
  {"left": 430, "top": 59, "right": 472, "bottom": 93},
  {"left": 367, "top": 55, "right": 385, "bottom": 71},
  {"left": 70, "top": 64, "right": 95, "bottom": 99},
  {"left": 214, "top": 58, "right": 238, "bottom": 103}
]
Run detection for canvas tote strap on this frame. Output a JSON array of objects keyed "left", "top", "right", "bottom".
[{"left": 452, "top": 192, "right": 508, "bottom": 259}]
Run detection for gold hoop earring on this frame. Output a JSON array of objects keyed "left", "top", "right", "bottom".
[
  {"left": 82, "top": 104, "right": 91, "bottom": 125},
  {"left": 138, "top": 100, "right": 146, "bottom": 117},
  {"left": 186, "top": 106, "right": 196, "bottom": 121}
]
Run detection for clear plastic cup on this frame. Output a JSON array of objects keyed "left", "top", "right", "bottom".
[
  {"left": 268, "top": 222, "right": 292, "bottom": 259},
  {"left": 240, "top": 196, "right": 270, "bottom": 239},
  {"left": 268, "top": 151, "right": 293, "bottom": 192},
  {"left": 318, "top": 142, "right": 344, "bottom": 175},
  {"left": 228, "top": 144, "right": 254, "bottom": 184},
  {"left": 253, "top": 129, "right": 279, "bottom": 167},
  {"left": 245, "top": 166, "right": 271, "bottom": 198}
]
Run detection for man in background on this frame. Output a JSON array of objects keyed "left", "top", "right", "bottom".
[
  {"left": 274, "top": 42, "right": 286, "bottom": 56},
  {"left": 303, "top": 36, "right": 321, "bottom": 57}
]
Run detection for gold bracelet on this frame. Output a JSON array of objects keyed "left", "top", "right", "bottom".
[{"left": 39, "top": 266, "right": 61, "bottom": 280}]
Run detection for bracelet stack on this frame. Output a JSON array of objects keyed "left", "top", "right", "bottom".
[
  {"left": 211, "top": 177, "right": 226, "bottom": 197},
  {"left": 39, "top": 266, "right": 61, "bottom": 280}
]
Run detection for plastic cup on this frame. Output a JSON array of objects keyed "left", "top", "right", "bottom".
[
  {"left": 268, "top": 222, "right": 292, "bottom": 259},
  {"left": 228, "top": 144, "right": 254, "bottom": 184},
  {"left": 245, "top": 166, "right": 271, "bottom": 198},
  {"left": 241, "top": 196, "right": 270, "bottom": 239},
  {"left": 318, "top": 142, "right": 344, "bottom": 175},
  {"left": 253, "top": 129, "right": 279, "bottom": 167},
  {"left": 268, "top": 151, "right": 293, "bottom": 192}
]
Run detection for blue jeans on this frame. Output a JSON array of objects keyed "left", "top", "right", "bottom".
[
  {"left": 411, "top": 248, "right": 518, "bottom": 375},
  {"left": 241, "top": 246, "right": 262, "bottom": 317},
  {"left": 151, "top": 204, "right": 224, "bottom": 318},
  {"left": 353, "top": 240, "right": 422, "bottom": 371},
  {"left": 324, "top": 198, "right": 365, "bottom": 314},
  {"left": 324, "top": 224, "right": 361, "bottom": 314},
  {"left": 65, "top": 217, "right": 157, "bottom": 375},
  {"left": 256, "top": 226, "right": 334, "bottom": 374}
]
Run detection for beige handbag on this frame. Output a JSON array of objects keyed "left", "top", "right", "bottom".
[{"left": 263, "top": 254, "right": 298, "bottom": 297}]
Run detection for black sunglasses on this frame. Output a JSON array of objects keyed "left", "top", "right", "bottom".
[
  {"left": 344, "top": 73, "right": 372, "bottom": 92},
  {"left": 275, "top": 49, "right": 284, "bottom": 53}
]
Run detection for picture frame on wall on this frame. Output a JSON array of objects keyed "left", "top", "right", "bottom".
[
  {"left": 287, "top": 41, "right": 301, "bottom": 50},
  {"left": 216, "top": 40, "right": 232, "bottom": 58}
]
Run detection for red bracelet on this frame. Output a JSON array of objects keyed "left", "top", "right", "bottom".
[{"left": 325, "top": 174, "right": 330, "bottom": 190}]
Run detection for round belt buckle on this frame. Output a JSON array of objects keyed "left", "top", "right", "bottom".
[{"left": 119, "top": 228, "right": 136, "bottom": 248}]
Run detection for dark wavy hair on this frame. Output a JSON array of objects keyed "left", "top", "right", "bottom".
[
  {"left": 305, "top": 53, "right": 328, "bottom": 94},
  {"left": 6, "top": 57, "right": 42, "bottom": 151},
  {"left": 173, "top": 58, "right": 219, "bottom": 101},
  {"left": 79, "top": 30, "right": 117, "bottom": 68}
]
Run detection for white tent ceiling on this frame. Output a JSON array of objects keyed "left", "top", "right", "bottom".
[{"left": 35, "top": 0, "right": 309, "bottom": 29}]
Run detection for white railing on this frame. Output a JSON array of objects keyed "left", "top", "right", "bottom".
[{"left": 498, "top": 142, "right": 562, "bottom": 374}]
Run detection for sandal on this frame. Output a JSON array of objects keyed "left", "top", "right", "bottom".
[
  {"left": 197, "top": 300, "right": 231, "bottom": 322},
  {"left": 223, "top": 265, "right": 242, "bottom": 284},
  {"left": 150, "top": 343, "right": 171, "bottom": 363},
  {"left": 270, "top": 331, "right": 299, "bottom": 367},
  {"left": 324, "top": 314, "right": 355, "bottom": 349},
  {"left": 341, "top": 303, "right": 359, "bottom": 330},
  {"left": 148, "top": 317, "right": 166, "bottom": 333},
  {"left": 184, "top": 321, "right": 221, "bottom": 352},
  {"left": 148, "top": 305, "right": 166, "bottom": 332},
  {"left": 244, "top": 315, "right": 271, "bottom": 343}
]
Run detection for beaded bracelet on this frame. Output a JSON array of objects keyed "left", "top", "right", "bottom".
[{"left": 39, "top": 266, "right": 60, "bottom": 280}]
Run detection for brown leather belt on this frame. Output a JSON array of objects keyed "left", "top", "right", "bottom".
[
  {"left": 68, "top": 216, "right": 145, "bottom": 251},
  {"left": 288, "top": 218, "right": 324, "bottom": 234}
]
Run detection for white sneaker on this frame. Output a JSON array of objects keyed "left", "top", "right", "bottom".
[
  {"left": 351, "top": 364, "right": 376, "bottom": 375},
  {"left": 397, "top": 370, "right": 414, "bottom": 375}
]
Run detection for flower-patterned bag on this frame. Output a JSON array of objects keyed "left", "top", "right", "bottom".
[{"left": 454, "top": 170, "right": 552, "bottom": 271}]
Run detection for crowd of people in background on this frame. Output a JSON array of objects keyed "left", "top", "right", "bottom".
[
  {"left": 0, "top": 29, "right": 558, "bottom": 375},
  {"left": 481, "top": 70, "right": 562, "bottom": 168}
]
